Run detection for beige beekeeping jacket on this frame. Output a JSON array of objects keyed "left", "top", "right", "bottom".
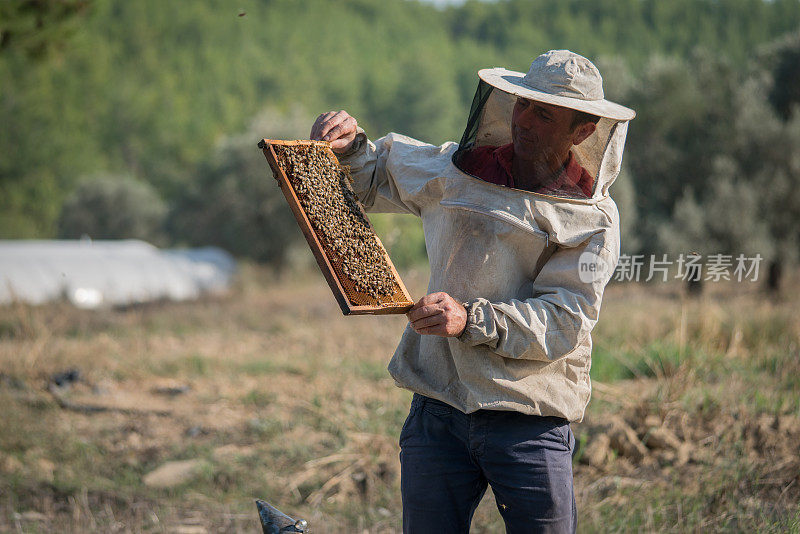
[{"left": 339, "top": 128, "right": 623, "bottom": 422}]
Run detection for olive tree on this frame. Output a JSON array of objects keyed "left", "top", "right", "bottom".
[
  {"left": 58, "top": 175, "right": 167, "bottom": 243},
  {"left": 168, "top": 107, "right": 308, "bottom": 269}
]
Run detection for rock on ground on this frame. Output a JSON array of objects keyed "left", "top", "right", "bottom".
[{"left": 143, "top": 459, "right": 204, "bottom": 488}]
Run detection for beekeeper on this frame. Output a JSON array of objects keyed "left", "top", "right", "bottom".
[{"left": 311, "top": 50, "right": 635, "bottom": 533}]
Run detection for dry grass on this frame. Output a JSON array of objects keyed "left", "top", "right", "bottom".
[{"left": 1, "top": 264, "right": 798, "bottom": 532}]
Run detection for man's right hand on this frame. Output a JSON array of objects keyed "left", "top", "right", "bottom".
[{"left": 310, "top": 110, "right": 358, "bottom": 153}]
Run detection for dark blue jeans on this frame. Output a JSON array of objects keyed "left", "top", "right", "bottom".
[{"left": 400, "top": 394, "right": 576, "bottom": 534}]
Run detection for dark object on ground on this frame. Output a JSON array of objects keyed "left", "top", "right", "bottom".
[
  {"left": 686, "top": 277, "right": 703, "bottom": 297},
  {"left": 185, "top": 426, "right": 207, "bottom": 438},
  {"left": 255, "top": 499, "right": 308, "bottom": 533},
  {"left": 767, "top": 260, "right": 783, "bottom": 293},
  {"left": 0, "top": 372, "right": 27, "bottom": 390},
  {"left": 50, "top": 368, "right": 81, "bottom": 388},
  {"left": 152, "top": 384, "right": 191, "bottom": 396}
]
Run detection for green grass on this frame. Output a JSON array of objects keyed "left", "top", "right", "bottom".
[
  {"left": 238, "top": 359, "right": 306, "bottom": 377},
  {"left": 591, "top": 340, "right": 706, "bottom": 382},
  {"left": 582, "top": 460, "right": 800, "bottom": 533},
  {"left": 241, "top": 389, "right": 276, "bottom": 407}
]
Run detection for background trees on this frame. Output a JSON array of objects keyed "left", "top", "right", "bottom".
[
  {"left": 57, "top": 176, "right": 166, "bottom": 244},
  {"left": 167, "top": 108, "right": 309, "bottom": 269},
  {"left": 2, "top": 0, "right": 799, "bottom": 287}
]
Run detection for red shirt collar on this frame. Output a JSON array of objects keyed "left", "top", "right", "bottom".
[{"left": 490, "top": 143, "right": 593, "bottom": 198}]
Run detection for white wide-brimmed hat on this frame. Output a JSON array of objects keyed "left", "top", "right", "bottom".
[{"left": 479, "top": 50, "right": 635, "bottom": 121}]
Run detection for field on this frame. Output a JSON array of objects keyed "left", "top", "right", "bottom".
[{"left": 1, "top": 264, "right": 799, "bottom": 533}]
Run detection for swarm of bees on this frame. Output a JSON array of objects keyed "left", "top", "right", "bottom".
[{"left": 272, "top": 144, "right": 396, "bottom": 299}]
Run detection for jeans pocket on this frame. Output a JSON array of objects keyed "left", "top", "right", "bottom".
[
  {"left": 421, "top": 396, "right": 453, "bottom": 417},
  {"left": 399, "top": 397, "right": 423, "bottom": 447},
  {"left": 555, "top": 422, "right": 573, "bottom": 451}
]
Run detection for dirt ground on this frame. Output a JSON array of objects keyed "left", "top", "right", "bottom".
[{"left": 1, "top": 265, "right": 798, "bottom": 532}]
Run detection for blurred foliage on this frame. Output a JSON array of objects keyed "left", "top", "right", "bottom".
[
  {"left": 766, "top": 32, "right": 800, "bottom": 121},
  {"left": 622, "top": 39, "right": 800, "bottom": 282},
  {"left": 370, "top": 213, "right": 428, "bottom": 270},
  {"left": 611, "top": 168, "right": 639, "bottom": 254},
  {"left": 2, "top": 0, "right": 800, "bottom": 272},
  {"left": 167, "top": 108, "right": 308, "bottom": 268},
  {"left": 57, "top": 175, "right": 166, "bottom": 243},
  {"left": 651, "top": 41, "right": 800, "bottom": 277},
  {"left": 0, "top": 0, "right": 90, "bottom": 59}
]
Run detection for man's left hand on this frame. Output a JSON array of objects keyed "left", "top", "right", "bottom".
[{"left": 407, "top": 292, "right": 467, "bottom": 337}]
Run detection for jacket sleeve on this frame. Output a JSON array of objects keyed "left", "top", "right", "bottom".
[
  {"left": 458, "top": 233, "right": 619, "bottom": 361},
  {"left": 336, "top": 127, "right": 447, "bottom": 216}
]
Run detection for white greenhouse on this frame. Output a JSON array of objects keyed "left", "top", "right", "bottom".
[{"left": 0, "top": 240, "right": 236, "bottom": 309}]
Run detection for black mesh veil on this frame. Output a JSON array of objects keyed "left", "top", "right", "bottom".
[
  {"left": 456, "top": 79, "right": 494, "bottom": 150},
  {"left": 452, "top": 77, "right": 627, "bottom": 200}
]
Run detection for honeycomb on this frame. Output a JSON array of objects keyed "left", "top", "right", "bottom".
[{"left": 262, "top": 140, "right": 413, "bottom": 313}]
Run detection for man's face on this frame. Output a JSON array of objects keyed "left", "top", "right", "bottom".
[{"left": 511, "top": 98, "right": 587, "bottom": 172}]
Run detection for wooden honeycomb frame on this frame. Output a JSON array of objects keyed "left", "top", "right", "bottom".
[{"left": 259, "top": 138, "right": 414, "bottom": 315}]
